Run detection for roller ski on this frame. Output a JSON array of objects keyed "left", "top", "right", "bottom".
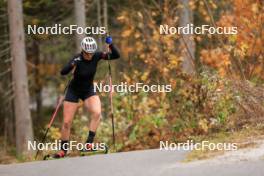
[
  {"left": 43, "top": 151, "right": 67, "bottom": 160},
  {"left": 43, "top": 143, "right": 108, "bottom": 160},
  {"left": 80, "top": 143, "right": 109, "bottom": 156}
]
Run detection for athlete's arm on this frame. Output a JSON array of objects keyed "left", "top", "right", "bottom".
[{"left": 60, "top": 57, "right": 79, "bottom": 75}]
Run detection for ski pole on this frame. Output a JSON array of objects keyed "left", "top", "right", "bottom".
[
  {"left": 108, "top": 60, "right": 116, "bottom": 150},
  {"left": 34, "top": 97, "right": 63, "bottom": 160},
  {"left": 106, "top": 34, "right": 116, "bottom": 150},
  {"left": 35, "top": 78, "right": 71, "bottom": 160}
]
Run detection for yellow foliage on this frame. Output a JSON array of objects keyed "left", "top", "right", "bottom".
[
  {"left": 198, "top": 119, "right": 209, "bottom": 133},
  {"left": 140, "top": 71, "right": 150, "bottom": 81},
  {"left": 121, "top": 29, "right": 133, "bottom": 37},
  {"left": 201, "top": 48, "right": 231, "bottom": 76},
  {"left": 48, "top": 127, "right": 61, "bottom": 140},
  {"left": 203, "top": 0, "right": 263, "bottom": 79}
]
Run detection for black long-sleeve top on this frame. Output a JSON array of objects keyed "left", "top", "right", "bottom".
[{"left": 61, "top": 44, "right": 120, "bottom": 92}]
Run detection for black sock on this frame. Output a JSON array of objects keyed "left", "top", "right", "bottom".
[
  {"left": 60, "top": 140, "right": 69, "bottom": 154},
  {"left": 86, "top": 131, "right": 96, "bottom": 144}
]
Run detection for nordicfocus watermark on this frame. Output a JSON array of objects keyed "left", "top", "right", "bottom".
[
  {"left": 160, "top": 23, "right": 238, "bottom": 35},
  {"left": 94, "top": 82, "right": 172, "bottom": 93},
  {"left": 160, "top": 140, "right": 238, "bottom": 151},
  {"left": 28, "top": 140, "right": 106, "bottom": 151},
  {"left": 27, "top": 24, "right": 106, "bottom": 35}
]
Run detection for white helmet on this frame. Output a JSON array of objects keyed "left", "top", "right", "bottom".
[{"left": 81, "top": 37, "right": 97, "bottom": 53}]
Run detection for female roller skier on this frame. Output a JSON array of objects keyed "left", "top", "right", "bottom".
[{"left": 53, "top": 36, "right": 120, "bottom": 158}]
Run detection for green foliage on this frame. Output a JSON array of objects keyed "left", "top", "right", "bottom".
[
  {"left": 94, "top": 69, "right": 241, "bottom": 150},
  {"left": 171, "top": 71, "right": 237, "bottom": 135}
]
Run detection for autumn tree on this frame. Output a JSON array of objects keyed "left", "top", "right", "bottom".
[{"left": 200, "top": 0, "right": 263, "bottom": 81}]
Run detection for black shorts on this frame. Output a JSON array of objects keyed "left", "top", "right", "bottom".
[{"left": 64, "top": 86, "right": 96, "bottom": 103}]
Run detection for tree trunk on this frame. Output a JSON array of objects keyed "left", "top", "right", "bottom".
[
  {"left": 7, "top": 0, "right": 33, "bottom": 156},
  {"left": 32, "top": 40, "right": 42, "bottom": 118},
  {"left": 74, "top": 0, "right": 86, "bottom": 52},
  {"left": 7, "top": 105, "right": 15, "bottom": 145},
  {"left": 97, "top": 0, "right": 102, "bottom": 50},
  {"left": 103, "top": 0, "right": 108, "bottom": 32},
  {"left": 179, "top": 0, "right": 196, "bottom": 74}
]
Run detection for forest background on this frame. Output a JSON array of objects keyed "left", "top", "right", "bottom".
[{"left": 0, "top": 0, "right": 263, "bottom": 163}]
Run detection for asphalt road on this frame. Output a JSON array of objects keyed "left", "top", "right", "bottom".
[{"left": 0, "top": 149, "right": 263, "bottom": 176}]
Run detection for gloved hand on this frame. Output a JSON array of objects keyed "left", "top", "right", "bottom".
[
  {"left": 71, "top": 57, "right": 81, "bottom": 66},
  {"left": 105, "top": 36, "right": 112, "bottom": 44}
]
